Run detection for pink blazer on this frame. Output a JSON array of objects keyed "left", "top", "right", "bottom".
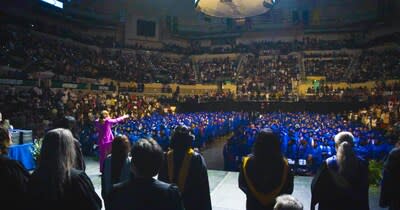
[{"left": 95, "top": 116, "right": 127, "bottom": 145}]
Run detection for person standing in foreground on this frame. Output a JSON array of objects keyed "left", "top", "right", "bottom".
[
  {"left": 27, "top": 128, "right": 101, "bottom": 210},
  {"left": 239, "top": 129, "right": 294, "bottom": 210},
  {"left": 158, "top": 126, "right": 212, "bottom": 210},
  {"left": 379, "top": 138, "right": 400, "bottom": 210},
  {"left": 0, "top": 126, "right": 30, "bottom": 210},
  {"left": 96, "top": 110, "right": 129, "bottom": 173},
  {"left": 101, "top": 135, "right": 131, "bottom": 209},
  {"left": 108, "top": 138, "right": 184, "bottom": 210},
  {"left": 311, "top": 131, "right": 369, "bottom": 210}
]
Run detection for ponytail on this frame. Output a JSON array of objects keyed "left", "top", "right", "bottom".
[{"left": 336, "top": 141, "right": 358, "bottom": 180}]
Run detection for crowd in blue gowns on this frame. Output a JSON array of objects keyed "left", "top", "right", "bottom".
[
  {"left": 79, "top": 111, "right": 394, "bottom": 175},
  {"left": 223, "top": 112, "right": 395, "bottom": 174},
  {"left": 82, "top": 112, "right": 248, "bottom": 152}
]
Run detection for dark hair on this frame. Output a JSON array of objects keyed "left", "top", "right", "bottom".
[
  {"left": 0, "top": 126, "right": 11, "bottom": 154},
  {"left": 170, "top": 126, "right": 194, "bottom": 151},
  {"left": 111, "top": 135, "right": 131, "bottom": 183},
  {"left": 131, "top": 138, "right": 163, "bottom": 177},
  {"left": 54, "top": 116, "right": 76, "bottom": 130},
  {"left": 37, "top": 128, "right": 76, "bottom": 197},
  {"left": 252, "top": 129, "right": 283, "bottom": 166}
]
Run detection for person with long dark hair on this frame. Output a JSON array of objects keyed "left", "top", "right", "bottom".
[
  {"left": 27, "top": 128, "right": 102, "bottom": 210},
  {"left": 158, "top": 126, "right": 212, "bottom": 210},
  {"left": 239, "top": 129, "right": 294, "bottom": 210},
  {"left": 311, "top": 131, "right": 369, "bottom": 210},
  {"left": 53, "top": 115, "right": 86, "bottom": 171},
  {"left": 379, "top": 138, "right": 400, "bottom": 210},
  {"left": 0, "top": 126, "right": 30, "bottom": 210},
  {"left": 96, "top": 110, "right": 129, "bottom": 173},
  {"left": 101, "top": 135, "right": 131, "bottom": 208}
]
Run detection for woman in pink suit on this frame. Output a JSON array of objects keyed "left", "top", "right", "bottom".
[{"left": 96, "top": 110, "right": 129, "bottom": 173}]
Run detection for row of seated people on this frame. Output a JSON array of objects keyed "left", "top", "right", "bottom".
[
  {"left": 304, "top": 56, "right": 351, "bottom": 82},
  {"left": 0, "top": 25, "right": 195, "bottom": 83},
  {"left": 2, "top": 23, "right": 400, "bottom": 85},
  {"left": 354, "top": 49, "right": 400, "bottom": 82},
  {"left": 305, "top": 81, "right": 400, "bottom": 103},
  {"left": 237, "top": 55, "right": 299, "bottom": 96},
  {"left": 198, "top": 57, "right": 238, "bottom": 83},
  {"left": 150, "top": 54, "right": 196, "bottom": 84},
  {"left": 223, "top": 109, "right": 399, "bottom": 174}
]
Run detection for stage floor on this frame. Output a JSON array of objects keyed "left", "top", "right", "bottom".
[{"left": 84, "top": 158, "right": 385, "bottom": 210}]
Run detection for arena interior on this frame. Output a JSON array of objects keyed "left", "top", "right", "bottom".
[{"left": 1, "top": 0, "right": 400, "bottom": 210}]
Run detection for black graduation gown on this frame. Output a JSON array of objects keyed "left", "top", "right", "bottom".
[
  {"left": 0, "top": 155, "right": 30, "bottom": 210},
  {"left": 27, "top": 168, "right": 102, "bottom": 210},
  {"left": 74, "top": 139, "right": 86, "bottom": 171},
  {"left": 311, "top": 156, "right": 370, "bottom": 210},
  {"left": 108, "top": 177, "right": 185, "bottom": 210},
  {"left": 238, "top": 156, "right": 294, "bottom": 210},
  {"left": 158, "top": 151, "right": 212, "bottom": 210},
  {"left": 380, "top": 147, "right": 400, "bottom": 210}
]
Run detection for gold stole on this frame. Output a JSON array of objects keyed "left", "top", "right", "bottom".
[
  {"left": 242, "top": 157, "right": 289, "bottom": 206},
  {"left": 167, "top": 149, "right": 195, "bottom": 192}
]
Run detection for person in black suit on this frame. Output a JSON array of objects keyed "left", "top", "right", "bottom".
[
  {"left": 108, "top": 138, "right": 184, "bottom": 210},
  {"left": 380, "top": 139, "right": 400, "bottom": 210},
  {"left": 239, "top": 128, "right": 294, "bottom": 210},
  {"left": 158, "top": 126, "right": 212, "bottom": 210},
  {"left": 0, "top": 126, "right": 30, "bottom": 210},
  {"left": 311, "top": 131, "right": 369, "bottom": 210},
  {"left": 27, "top": 128, "right": 101, "bottom": 210}
]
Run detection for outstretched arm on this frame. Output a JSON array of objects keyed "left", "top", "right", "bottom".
[{"left": 108, "top": 115, "right": 129, "bottom": 124}]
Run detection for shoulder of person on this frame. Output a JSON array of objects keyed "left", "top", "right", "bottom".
[
  {"left": 0, "top": 156, "right": 28, "bottom": 173},
  {"left": 111, "top": 179, "right": 131, "bottom": 194},
  {"left": 153, "top": 179, "right": 176, "bottom": 191},
  {"left": 192, "top": 150, "right": 203, "bottom": 158},
  {"left": 325, "top": 156, "right": 338, "bottom": 169},
  {"left": 70, "top": 168, "right": 86, "bottom": 178},
  {"left": 388, "top": 147, "right": 400, "bottom": 157}
]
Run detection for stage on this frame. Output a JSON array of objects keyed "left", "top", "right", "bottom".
[{"left": 84, "top": 158, "right": 385, "bottom": 210}]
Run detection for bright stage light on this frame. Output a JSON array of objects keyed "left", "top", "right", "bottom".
[{"left": 195, "top": 0, "right": 275, "bottom": 18}]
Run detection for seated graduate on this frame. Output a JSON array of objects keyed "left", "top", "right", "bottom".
[
  {"left": 158, "top": 126, "right": 212, "bottom": 210},
  {"left": 27, "top": 128, "right": 102, "bottom": 210},
  {"left": 108, "top": 138, "right": 184, "bottom": 210},
  {"left": 379, "top": 138, "right": 400, "bottom": 210},
  {"left": 101, "top": 135, "right": 131, "bottom": 208},
  {"left": 239, "top": 128, "right": 294, "bottom": 210},
  {"left": 0, "top": 126, "right": 30, "bottom": 210},
  {"left": 311, "top": 131, "right": 369, "bottom": 210}
]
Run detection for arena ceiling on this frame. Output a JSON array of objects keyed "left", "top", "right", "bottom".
[{"left": 64, "top": 0, "right": 382, "bottom": 33}]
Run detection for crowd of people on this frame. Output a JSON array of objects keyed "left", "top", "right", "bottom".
[
  {"left": 2, "top": 121, "right": 399, "bottom": 210},
  {"left": 223, "top": 103, "right": 400, "bottom": 175},
  {"left": 2, "top": 11, "right": 400, "bottom": 210},
  {"left": 0, "top": 85, "right": 164, "bottom": 148},
  {"left": 2, "top": 22, "right": 400, "bottom": 91},
  {"left": 0, "top": 25, "right": 195, "bottom": 84},
  {"left": 237, "top": 55, "right": 299, "bottom": 98}
]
